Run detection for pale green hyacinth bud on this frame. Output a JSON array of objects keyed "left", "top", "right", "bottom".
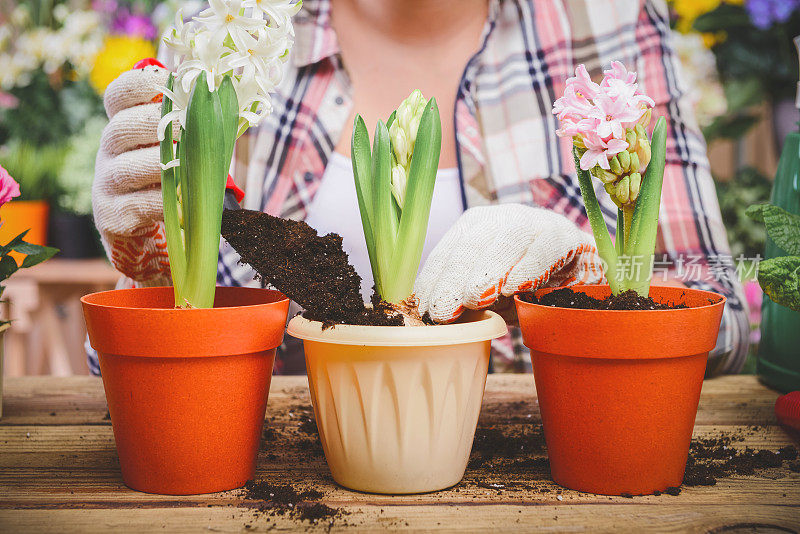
[
  {"left": 391, "top": 124, "right": 410, "bottom": 167},
  {"left": 626, "top": 128, "right": 637, "bottom": 149},
  {"left": 635, "top": 123, "right": 647, "bottom": 142},
  {"left": 637, "top": 138, "right": 651, "bottom": 169},
  {"left": 609, "top": 154, "right": 622, "bottom": 175},
  {"left": 629, "top": 172, "right": 642, "bottom": 202},
  {"left": 616, "top": 175, "right": 630, "bottom": 204},
  {"left": 390, "top": 89, "right": 428, "bottom": 208},
  {"left": 617, "top": 149, "right": 631, "bottom": 173},
  {"left": 592, "top": 166, "right": 617, "bottom": 184},
  {"left": 629, "top": 151, "right": 640, "bottom": 173},
  {"left": 391, "top": 165, "right": 408, "bottom": 207}
]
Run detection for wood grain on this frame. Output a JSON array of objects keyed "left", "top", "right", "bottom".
[{"left": 0, "top": 375, "right": 797, "bottom": 533}]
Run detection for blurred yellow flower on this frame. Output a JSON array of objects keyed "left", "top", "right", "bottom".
[
  {"left": 702, "top": 31, "right": 728, "bottom": 48},
  {"left": 89, "top": 35, "right": 155, "bottom": 94},
  {"left": 671, "top": 0, "right": 722, "bottom": 33}
]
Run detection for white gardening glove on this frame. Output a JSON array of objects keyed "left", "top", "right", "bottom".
[
  {"left": 414, "top": 204, "right": 604, "bottom": 323},
  {"left": 93, "top": 60, "right": 176, "bottom": 284}
]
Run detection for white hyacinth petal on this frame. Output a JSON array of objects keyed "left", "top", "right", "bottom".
[{"left": 161, "top": 0, "right": 300, "bottom": 142}]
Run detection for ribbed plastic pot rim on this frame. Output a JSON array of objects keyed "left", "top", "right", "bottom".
[{"left": 287, "top": 310, "right": 508, "bottom": 346}]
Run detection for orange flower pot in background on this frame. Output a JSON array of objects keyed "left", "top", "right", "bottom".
[
  {"left": 82, "top": 286, "right": 289, "bottom": 495},
  {"left": 0, "top": 200, "right": 49, "bottom": 262},
  {"left": 515, "top": 285, "right": 725, "bottom": 496}
]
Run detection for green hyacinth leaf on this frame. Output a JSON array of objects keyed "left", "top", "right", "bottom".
[
  {"left": 351, "top": 114, "right": 380, "bottom": 294},
  {"left": 180, "top": 71, "right": 227, "bottom": 308},
  {"left": 371, "top": 119, "right": 397, "bottom": 293}
]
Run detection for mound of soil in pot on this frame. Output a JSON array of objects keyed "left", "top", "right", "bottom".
[
  {"left": 221, "top": 209, "right": 401, "bottom": 326},
  {"left": 520, "top": 287, "right": 686, "bottom": 311}
]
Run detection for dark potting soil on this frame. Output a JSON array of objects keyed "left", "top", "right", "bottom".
[
  {"left": 461, "top": 421, "right": 798, "bottom": 497},
  {"left": 221, "top": 209, "right": 402, "bottom": 326},
  {"left": 242, "top": 480, "right": 346, "bottom": 524},
  {"left": 520, "top": 287, "right": 686, "bottom": 311},
  {"left": 683, "top": 435, "right": 798, "bottom": 487}
]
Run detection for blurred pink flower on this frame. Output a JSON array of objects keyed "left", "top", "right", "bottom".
[
  {"left": 0, "top": 165, "right": 21, "bottom": 207},
  {"left": 0, "top": 92, "right": 19, "bottom": 110},
  {"left": 112, "top": 12, "right": 157, "bottom": 41}
]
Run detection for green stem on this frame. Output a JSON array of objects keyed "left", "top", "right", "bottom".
[
  {"left": 615, "top": 207, "right": 625, "bottom": 257},
  {"left": 160, "top": 74, "right": 186, "bottom": 304},
  {"left": 620, "top": 204, "right": 635, "bottom": 291},
  {"left": 573, "top": 148, "right": 620, "bottom": 294}
]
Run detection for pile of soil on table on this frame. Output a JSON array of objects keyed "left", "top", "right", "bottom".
[
  {"left": 683, "top": 432, "right": 798, "bottom": 487},
  {"left": 520, "top": 287, "right": 686, "bottom": 310},
  {"left": 461, "top": 420, "right": 799, "bottom": 497},
  {"left": 221, "top": 209, "right": 402, "bottom": 326},
  {"left": 241, "top": 480, "right": 346, "bottom": 524}
]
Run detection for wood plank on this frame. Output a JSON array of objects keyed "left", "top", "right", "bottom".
[
  {"left": 1, "top": 504, "right": 799, "bottom": 534},
  {"left": 0, "top": 375, "right": 797, "bottom": 533},
  {"left": 0, "top": 424, "right": 797, "bottom": 506},
  {"left": 1, "top": 375, "right": 784, "bottom": 427}
]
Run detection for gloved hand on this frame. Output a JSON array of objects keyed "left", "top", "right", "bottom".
[
  {"left": 93, "top": 59, "right": 174, "bottom": 283},
  {"left": 414, "top": 204, "right": 604, "bottom": 323}
]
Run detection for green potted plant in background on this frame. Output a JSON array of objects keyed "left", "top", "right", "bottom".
[
  {"left": 287, "top": 90, "right": 507, "bottom": 495},
  {"left": 0, "top": 164, "right": 58, "bottom": 419},
  {"left": 747, "top": 200, "right": 800, "bottom": 391},
  {"left": 50, "top": 117, "right": 107, "bottom": 258},
  {"left": 514, "top": 62, "right": 727, "bottom": 496},
  {"left": 81, "top": 0, "right": 299, "bottom": 495}
]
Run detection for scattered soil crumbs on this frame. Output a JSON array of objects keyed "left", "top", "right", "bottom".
[
  {"left": 461, "top": 423, "right": 798, "bottom": 497},
  {"left": 221, "top": 209, "right": 402, "bottom": 326},
  {"left": 521, "top": 287, "right": 686, "bottom": 310},
  {"left": 684, "top": 434, "right": 798, "bottom": 486},
  {"left": 242, "top": 480, "right": 346, "bottom": 524}
]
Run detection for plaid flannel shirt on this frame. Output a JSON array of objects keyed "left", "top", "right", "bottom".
[{"left": 95, "top": 0, "right": 749, "bottom": 376}]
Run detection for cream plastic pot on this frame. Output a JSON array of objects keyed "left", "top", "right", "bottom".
[{"left": 287, "top": 310, "right": 507, "bottom": 494}]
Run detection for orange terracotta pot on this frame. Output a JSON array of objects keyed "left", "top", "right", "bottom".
[
  {"left": 82, "top": 286, "right": 290, "bottom": 495},
  {"left": 0, "top": 200, "right": 49, "bottom": 262},
  {"left": 515, "top": 285, "right": 725, "bottom": 496}
]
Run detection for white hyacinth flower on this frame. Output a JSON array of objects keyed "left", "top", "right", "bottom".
[{"left": 158, "top": 0, "right": 300, "bottom": 142}]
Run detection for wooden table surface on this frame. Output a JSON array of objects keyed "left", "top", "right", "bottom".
[{"left": 1, "top": 375, "right": 798, "bottom": 533}]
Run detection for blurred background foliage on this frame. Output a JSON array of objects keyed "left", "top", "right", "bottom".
[
  {"left": 668, "top": 0, "right": 800, "bottom": 361},
  {"left": 669, "top": 0, "right": 800, "bottom": 263},
  {"left": 0, "top": 0, "right": 798, "bottom": 314},
  {"left": 0, "top": 0, "right": 180, "bottom": 211}
]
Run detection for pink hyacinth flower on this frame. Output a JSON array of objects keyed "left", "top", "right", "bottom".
[
  {"left": 554, "top": 62, "right": 655, "bottom": 169},
  {"left": 0, "top": 165, "right": 20, "bottom": 207},
  {"left": 602, "top": 61, "right": 637, "bottom": 85},
  {"left": 579, "top": 131, "right": 628, "bottom": 171},
  {"left": 589, "top": 91, "right": 647, "bottom": 139}
]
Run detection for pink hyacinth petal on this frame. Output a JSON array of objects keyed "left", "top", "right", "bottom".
[
  {"left": 0, "top": 165, "right": 20, "bottom": 207},
  {"left": 603, "top": 61, "right": 637, "bottom": 84}
]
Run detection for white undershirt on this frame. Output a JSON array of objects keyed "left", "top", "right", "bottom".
[{"left": 305, "top": 152, "right": 464, "bottom": 298}]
